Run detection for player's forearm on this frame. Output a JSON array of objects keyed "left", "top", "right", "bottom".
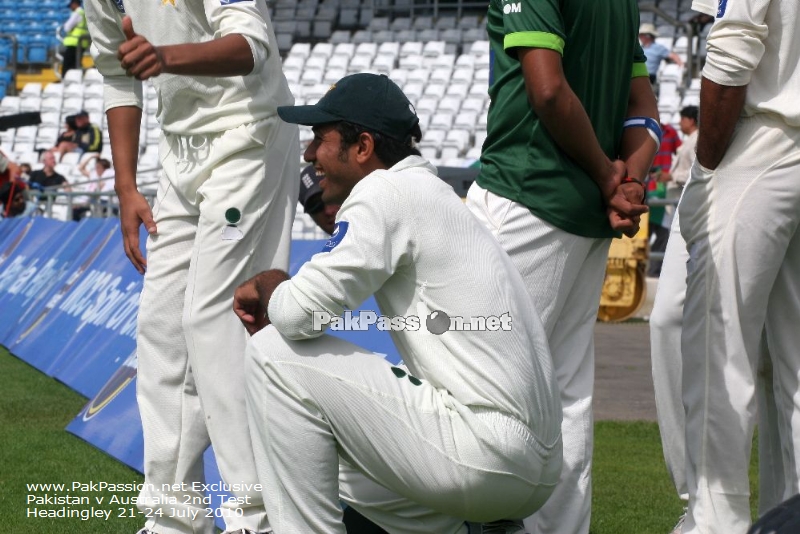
[
  {"left": 526, "top": 78, "right": 615, "bottom": 188},
  {"left": 696, "top": 77, "right": 747, "bottom": 169},
  {"left": 159, "top": 34, "right": 254, "bottom": 77},
  {"left": 620, "top": 76, "right": 660, "bottom": 179},
  {"left": 256, "top": 269, "right": 291, "bottom": 311},
  {"left": 106, "top": 105, "right": 142, "bottom": 198}
]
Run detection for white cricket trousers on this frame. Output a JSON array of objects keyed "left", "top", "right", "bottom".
[
  {"left": 466, "top": 183, "right": 610, "bottom": 534},
  {"left": 135, "top": 117, "right": 299, "bottom": 534},
  {"left": 650, "top": 211, "right": 786, "bottom": 515},
  {"left": 650, "top": 211, "right": 691, "bottom": 502},
  {"left": 245, "top": 327, "right": 563, "bottom": 534},
  {"left": 679, "top": 115, "right": 800, "bottom": 534}
]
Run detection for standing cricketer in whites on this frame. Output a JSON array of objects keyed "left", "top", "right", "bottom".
[
  {"left": 466, "top": 0, "right": 658, "bottom": 532},
  {"left": 648, "top": 3, "right": 787, "bottom": 533},
  {"left": 84, "top": 0, "right": 299, "bottom": 532},
  {"left": 233, "top": 73, "right": 563, "bottom": 534},
  {"left": 677, "top": 0, "right": 800, "bottom": 531}
]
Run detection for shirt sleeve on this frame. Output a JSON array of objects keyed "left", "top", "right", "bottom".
[
  {"left": 497, "top": 0, "right": 566, "bottom": 55},
  {"left": 702, "top": 0, "right": 771, "bottom": 86},
  {"left": 84, "top": 0, "right": 143, "bottom": 111},
  {"left": 691, "top": 0, "right": 718, "bottom": 16},
  {"left": 202, "top": 0, "right": 273, "bottom": 76},
  {"left": 63, "top": 10, "right": 83, "bottom": 32},
  {"left": 268, "top": 174, "right": 415, "bottom": 340}
]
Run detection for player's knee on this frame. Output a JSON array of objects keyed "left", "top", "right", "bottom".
[
  {"left": 247, "top": 325, "right": 293, "bottom": 365},
  {"left": 649, "top": 300, "right": 682, "bottom": 331}
]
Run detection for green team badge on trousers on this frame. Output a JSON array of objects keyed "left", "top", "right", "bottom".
[{"left": 222, "top": 207, "right": 244, "bottom": 241}]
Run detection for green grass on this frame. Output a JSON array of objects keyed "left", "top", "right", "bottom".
[
  {"left": 0, "top": 347, "right": 759, "bottom": 534},
  {"left": 0, "top": 347, "right": 143, "bottom": 533}
]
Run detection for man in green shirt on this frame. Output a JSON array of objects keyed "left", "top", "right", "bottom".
[{"left": 466, "top": 1, "right": 659, "bottom": 532}]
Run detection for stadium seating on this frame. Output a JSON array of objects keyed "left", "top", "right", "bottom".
[{"left": 0, "top": 0, "right": 707, "bottom": 227}]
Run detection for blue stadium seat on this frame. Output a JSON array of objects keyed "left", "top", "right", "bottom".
[
  {"left": 27, "top": 35, "right": 50, "bottom": 63},
  {"left": 16, "top": 35, "right": 31, "bottom": 64},
  {"left": 4, "top": 20, "right": 23, "bottom": 34}
]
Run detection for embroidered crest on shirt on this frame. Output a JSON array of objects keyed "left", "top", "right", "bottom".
[{"left": 321, "top": 221, "right": 348, "bottom": 252}]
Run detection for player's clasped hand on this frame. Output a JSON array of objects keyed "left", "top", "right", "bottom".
[
  {"left": 117, "top": 16, "right": 164, "bottom": 80},
  {"left": 603, "top": 160, "right": 648, "bottom": 238},
  {"left": 233, "top": 278, "right": 270, "bottom": 336}
]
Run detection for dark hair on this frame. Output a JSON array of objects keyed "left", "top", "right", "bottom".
[
  {"left": 333, "top": 121, "right": 422, "bottom": 168},
  {"left": 96, "top": 158, "right": 112, "bottom": 170},
  {"left": 680, "top": 105, "right": 699, "bottom": 123}
]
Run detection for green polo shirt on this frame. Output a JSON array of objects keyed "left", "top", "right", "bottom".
[{"left": 478, "top": 0, "right": 648, "bottom": 238}]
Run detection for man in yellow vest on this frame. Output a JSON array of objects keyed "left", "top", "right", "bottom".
[{"left": 62, "top": 0, "right": 90, "bottom": 75}]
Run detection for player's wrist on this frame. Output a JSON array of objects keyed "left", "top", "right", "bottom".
[{"left": 621, "top": 176, "right": 645, "bottom": 188}]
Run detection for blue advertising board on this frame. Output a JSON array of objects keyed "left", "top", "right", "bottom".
[{"left": 2, "top": 216, "right": 401, "bottom": 527}]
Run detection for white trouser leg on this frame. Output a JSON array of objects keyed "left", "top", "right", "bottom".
[
  {"left": 679, "top": 116, "right": 800, "bottom": 534},
  {"left": 650, "top": 211, "right": 784, "bottom": 514},
  {"left": 137, "top": 117, "right": 299, "bottom": 534},
  {"left": 467, "top": 184, "right": 609, "bottom": 534},
  {"left": 245, "top": 328, "right": 562, "bottom": 534},
  {"left": 650, "top": 212, "right": 690, "bottom": 501},
  {"left": 764, "top": 229, "right": 800, "bottom": 506}
]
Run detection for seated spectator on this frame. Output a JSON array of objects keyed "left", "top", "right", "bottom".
[
  {"left": 29, "top": 151, "right": 69, "bottom": 190},
  {"left": 54, "top": 111, "right": 103, "bottom": 158},
  {"left": 1, "top": 181, "right": 38, "bottom": 219},
  {"left": 639, "top": 23, "right": 684, "bottom": 84},
  {"left": 17, "top": 163, "right": 33, "bottom": 183},
  {"left": 299, "top": 164, "right": 340, "bottom": 235},
  {"left": 72, "top": 156, "right": 115, "bottom": 220},
  {"left": 54, "top": 116, "right": 78, "bottom": 149},
  {"left": 0, "top": 146, "right": 20, "bottom": 187}
]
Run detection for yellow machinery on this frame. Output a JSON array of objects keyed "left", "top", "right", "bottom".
[{"left": 597, "top": 212, "right": 649, "bottom": 322}]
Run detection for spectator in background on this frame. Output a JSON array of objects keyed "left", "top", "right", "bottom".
[
  {"left": 299, "top": 164, "right": 339, "bottom": 235},
  {"left": 0, "top": 181, "right": 38, "bottom": 219},
  {"left": 72, "top": 156, "right": 114, "bottom": 220},
  {"left": 0, "top": 146, "right": 20, "bottom": 187},
  {"left": 54, "top": 115, "right": 78, "bottom": 151},
  {"left": 55, "top": 111, "right": 102, "bottom": 158},
  {"left": 61, "top": 0, "right": 90, "bottom": 75},
  {"left": 661, "top": 105, "right": 699, "bottom": 190},
  {"left": 646, "top": 121, "right": 681, "bottom": 276},
  {"left": 29, "top": 151, "right": 69, "bottom": 190},
  {"left": 17, "top": 163, "right": 32, "bottom": 183},
  {"left": 639, "top": 23, "right": 684, "bottom": 84}
]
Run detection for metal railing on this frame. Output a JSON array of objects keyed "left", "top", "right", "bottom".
[{"left": 30, "top": 168, "right": 160, "bottom": 220}]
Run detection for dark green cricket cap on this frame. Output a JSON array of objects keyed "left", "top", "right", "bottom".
[{"left": 277, "top": 73, "right": 419, "bottom": 142}]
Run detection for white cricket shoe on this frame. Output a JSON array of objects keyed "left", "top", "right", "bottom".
[{"left": 670, "top": 508, "right": 687, "bottom": 534}]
